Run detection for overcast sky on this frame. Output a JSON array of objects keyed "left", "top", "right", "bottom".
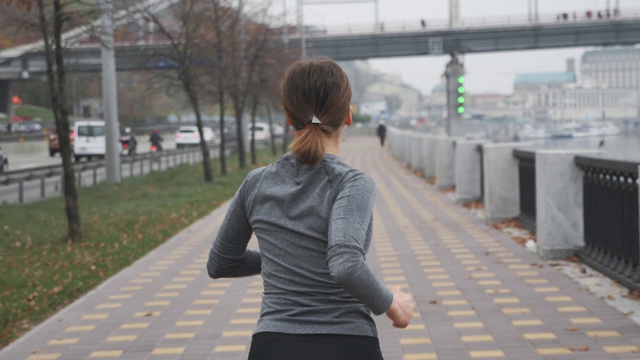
[{"left": 278, "top": 0, "right": 636, "bottom": 95}]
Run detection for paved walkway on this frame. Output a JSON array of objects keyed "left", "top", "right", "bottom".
[{"left": 2, "top": 136, "right": 640, "bottom": 360}]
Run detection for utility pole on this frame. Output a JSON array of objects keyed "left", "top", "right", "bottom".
[
  {"left": 99, "top": 0, "right": 121, "bottom": 183},
  {"left": 297, "top": 0, "right": 306, "bottom": 58},
  {"left": 445, "top": 53, "right": 464, "bottom": 137},
  {"left": 449, "top": 0, "right": 459, "bottom": 28}
]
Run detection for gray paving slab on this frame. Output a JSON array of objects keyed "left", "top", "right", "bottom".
[{"left": 1, "top": 136, "right": 639, "bottom": 360}]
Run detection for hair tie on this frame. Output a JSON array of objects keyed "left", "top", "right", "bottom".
[{"left": 309, "top": 116, "right": 321, "bottom": 125}]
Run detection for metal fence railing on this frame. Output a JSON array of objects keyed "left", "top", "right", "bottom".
[
  {"left": 575, "top": 156, "right": 640, "bottom": 290},
  {"left": 513, "top": 149, "right": 536, "bottom": 233}
]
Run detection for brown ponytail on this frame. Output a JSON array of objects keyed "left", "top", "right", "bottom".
[{"left": 282, "top": 57, "right": 352, "bottom": 166}]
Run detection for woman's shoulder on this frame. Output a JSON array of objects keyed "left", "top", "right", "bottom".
[{"left": 322, "top": 155, "right": 375, "bottom": 188}]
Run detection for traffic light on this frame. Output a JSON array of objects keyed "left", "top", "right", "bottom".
[
  {"left": 11, "top": 95, "right": 22, "bottom": 105},
  {"left": 456, "top": 76, "right": 465, "bottom": 114}
]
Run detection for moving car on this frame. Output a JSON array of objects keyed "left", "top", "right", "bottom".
[
  {"left": 175, "top": 126, "right": 217, "bottom": 149},
  {"left": 247, "top": 122, "right": 272, "bottom": 143},
  {"left": 48, "top": 128, "right": 75, "bottom": 157},
  {"left": 73, "top": 120, "right": 106, "bottom": 162},
  {"left": 0, "top": 146, "right": 8, "bottom": 172}
]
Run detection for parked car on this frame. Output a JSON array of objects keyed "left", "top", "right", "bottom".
[
  {"left": 48, "top": 128, "right": 75, "bottom": 157},
  {"left": 73, "top": 120, "right": 106, "bottom": 162},
  {"left": 247, "top": 122, "right": 271, "bottom": 143},
  {"left": 0, "top": 146, "right": 8, "bottom": 172},
  {"left": 175, "top": 126, "right": 217, "bottom": 149}
]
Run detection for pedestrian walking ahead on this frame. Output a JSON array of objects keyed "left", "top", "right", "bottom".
[
  {"left": 377, "top": 120, "right": 387, "bottom": 147},
  {"left": 207, "top": 57, "right": 415, "bottom": 360}
]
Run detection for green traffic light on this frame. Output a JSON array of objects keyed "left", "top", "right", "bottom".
[
  {"left": 458, "top": 96, "right": 465, "bottom": 103},
  {"left": 458, "top": 76, "right": 465, "bottom": 83},
  {"left": 457, "top": 86, "right": 465, "bottom": 93},
  {"left": 457, "top": 106, "right": 465, "bottom": 114}
]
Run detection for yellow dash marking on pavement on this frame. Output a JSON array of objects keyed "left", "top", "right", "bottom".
[
  {"left": 404, "top": 324, "right": 427, "bottom": 330},
  {"left": 534, "top": 287, "right": 559, "bottom": 292},
  {"left": 134, "top": 312, "right": 160, "bottom": 317},
  {"left": 383, "top": 269, "right": 403, "bottom": 274},
  {"left": 121, "top": 323, "right": 149, "bottom": 329},
  {"left": 186, "top": 310, "right": 211, "bottom": 315},
  {"left": 524, "top": 333, "right": 557, "bottom": 340},
  {"left": 66, "top": 326, "right": 95, "bottom": 332},
  {"left": 467, "top": 266, "right": 487, "bottom": 271},
  {"left": 494, "top": 297, "right": 520, "bottom": 304},
  {"left": 109, "top": 294, "right": 132, "bottom": 300},
  {"left": 432, "top": 282, "right": 455, "bottom": 287},
  {"left": 512, "top": 320, "right": 542, "bottom": 326},
  {"left": 413, "top": 250, "right": 432, "bottom": 254},
  {"left": 180, "top": 270, "right": 201, "bottom": 275},
  {"left": 193, "top": 258, "right": 207, "bottom": 263},
  {"left": 469, "top": 350, "right": 504, "bottom": 358},
  {"left": 223, "top": 331, "right": 253, "bottom": 337},
  {"left": 107, "top": 335, "right": 137, "bottom": 342},
  {"left": 558, "top": 306, "right": 586, "bottom": 312},
  {"left": 461, "top": 335, "right": 493, "bottom": 342},
  {"left": 508, "top": 264, "right": 530, "bottom": 269},
  {"left": 89, "top": 351, "right": 123, "bottom": 357},
  {"left": 208, "top": 282, "right": 232, "bottom": 288},
  {"left": 546, "top": 296, "right": 572, "bottom": 302},
  {"left": 478, "top": 280, "right": 501, "bottom": 286},
  {"left": 417, "top": 255, "right": 436, "bottom": 260},
  {"left": 194, "top": 299, "right": 219, "bottom": 305},
  {"left": 461, "top": 260, "right": 481, "bottom": 265},
  {"left": 231, "top": 318, "right": 258, "bottom": 324},
  {"left": 242, "top": 297, "right": 262, "bottom": 303},
  {"left": 384, "top": 276, "right": 407, "bottom": 282},
  {"left": 164, "top": 255, "right": 182, "bottom": 259},
  {"left": 400, "top": 338, "right": 431, "bottom": 345},
  {"left": 187, "top": 264, "right": 202, "bottom": 269},
  {"left": 28, "top": 354, "right": 61, "bottom": 360},
  {"left": 437, "top": 291, "right": 461, "bottom": 296},
  {"left": 571, "top": 317, "right": 602, "bottom": 324},
  {"left": 442, "top": 300, "right": 468, "bottom": 306},
  {"left": 420, "top": 261, "right": 440, "bottom": 266},
  {"left": 164, "top": 284, "right": 187, "bottom": 289},
  {"left": 152, "top": 348, "right": 184, "bottom": 355},
  {"left": 149, "top": 266, "right": 167, "bottom": 270},
  {"left": 145, "top": 301, "right": 170, "bottom": 306},
  {"left": 47, "top": 338, "right": 78, "bottom": 345},
  {"left": 537, "top": 348, "right": 572, "bottom": 355},
  {"left": 454, "top": 322, "right": 484, "bottom": 329},
  {"left": 214, "top": 345, "right": 247, "bottom": 352},
  {"left": 381, "top": 263, "right": 401, "bottom": 268},
  {"left": 455, "top": 254, "right": 474, "bottom": 259},
  {"left": 141, "top": 272, "right": 161, "bottom": 277},
  {"left": 155, "top": 292, "right": 180, "bottom": 297},
  {"left": 485, "top": 289, "right": 510, "bottom": 294},
  {"left": 172, "top": 277, "right": 195, "bottom": 282},
  {"left": 516, "top": 271, "right": 539, "bottom": 276},
  {"left": 586, "top": 331, "right": 619, "bottom": 337},
  {"left": 238, "top": 308, "right": 260, "bottom": 313},
  {"left": 501, "top": 259, "right": 521, "bottom": 263},
  {"left": 448, "top": 310, "right": 476, "bottom": 316},
  {"left": 165, "top": 333, "right": 195, "bottom": 339},
  {"left": 82, "top": 314, "right": 108, "bottom": 320},
  {"left": 201, "top": 290, "right": 225, "bottom": 296},
  {"left": 472, "top": 273, "right": 495, "bottom": 278},
  {"left": 428, "top": 275, "right": 450, "bottom": 280},
  {"left": 423, "top": 268, "right": 445, "bottom": 273},
  {"left": 131, "top": 278, "right": 152, "bottom": 283},
  {"left": 450, "top": 248, "right": 469, "bottom": 253},
  {"left": 403, "top": 353, "right": 437, "bottom": 360},
  {"left": 176, "top": 321, "right": 204, "bottom": 326},
  {"left": 379, "top": 256, "right": 399, "bottom": 261},
  {"left": 120, "top": 286, "right": 143, "bottom": 291},
  {"left": 603, "top": 346, "right": 639, "bottom": 353},
  {"left": 96, "top": 303, "right": 120, "bottom": 309},
  {"left": 524, "top": 279, "right": 548, "bottom": 284},
  {"left": 495, "top": 252, "right": 514, "bottom": 257},
  {"left": 249, "top": 288, "right": 264, "bottom": 294},
  {"left": 502, "top": 308, "right": 530, "bottom": 314}
]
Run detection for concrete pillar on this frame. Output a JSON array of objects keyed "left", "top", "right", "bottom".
[
  {"left": 0, "top": 80, "right": 12, "bottom": 115},
  {"left": 410, "top": 133, "right": 424, "bottom": 172},
  {"left": 483, "top": 142, "right": 533, "bottom": 222},
  {"left": 422, "top": 135, "right": 437, "bottom": 178},
  {"left": 536, "top": 150, "right": 602, "bottom": 259},
  {"left": 455, "top": 140, "right": 485, "bottom": 202},
  {"left": 435, "top": 137, "right": 456, "bottom": 189}
]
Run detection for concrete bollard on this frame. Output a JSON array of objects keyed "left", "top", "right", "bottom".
[
  {"left": 455, "top": 139, "right": 486, "bottom": 202},
  {"left": 482, "top": 142, "right": 533, "bottom": 222},
  {"left": 422, "top": 135, "right": 437, "bottom": 179},
  {"left": 435, "top": 137, "right": 457, "bottom": 189},
  {"left": 536, "top": 149, "right": 602, "bottom": 260}
]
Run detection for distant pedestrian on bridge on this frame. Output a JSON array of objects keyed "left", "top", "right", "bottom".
[
  {"left": 377, "top": 120, "right": 387, "bottom": 147},
  {"left": 421, "top": 19, "right": 426, "bottom": 29},
  {"left": 207, "top": 57, "right": 415, "bottom": 360}
]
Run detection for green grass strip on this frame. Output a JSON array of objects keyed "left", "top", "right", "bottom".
[{"left": 0, "top": 149, "right": 283, "bottom": 348}]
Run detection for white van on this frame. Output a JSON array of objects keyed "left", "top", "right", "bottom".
[{"left": 73, "top": 120, "right": 106, "bottom": 162}]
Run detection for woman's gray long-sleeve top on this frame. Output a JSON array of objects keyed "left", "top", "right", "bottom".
[{"left": 207, "top": 153, "right": 393, "bottom": 337}]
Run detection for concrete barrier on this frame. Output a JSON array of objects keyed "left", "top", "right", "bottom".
[
  {"left": 2, "top": 139, "right": 49, "bottom": 156},
  {"left": 483, "top": 142, "right": 533, "bottom": 222},
  {"left": 535, "top": 149, "right": 602, "bottom": 260},
  {"left": 422, "top": 134, "right": 437, "bottom": 179},
  {"left": 455, "top": 140, "right": 485, "bottom": 202},
  {"left": 435, "top": 137, "right": 456, "bottom": 189}
]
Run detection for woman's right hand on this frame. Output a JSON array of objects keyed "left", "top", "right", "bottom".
[{"left": 385, "top": 286, "right": 416, "bottom": 328}]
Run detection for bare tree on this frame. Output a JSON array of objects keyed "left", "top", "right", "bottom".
[
  {"left": 137, "top": 0, "right": 214, "bottom": 182},
  {"left": 0, "top": 0, "right": 101, "bottom": 241}
]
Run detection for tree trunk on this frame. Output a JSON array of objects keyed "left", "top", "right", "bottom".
[
  {"left": 266, "top": 101, "right": 276, "bottom": 156},
  {"left": 188, "top": 87, "right": 212, "bottom": 183},
  {"left": 235, "top": 104, "right": 246, "bottom": 169},
  {"left": 218, "top": 88, "right": 227, "bottom": 176},
  {"left": 249, "top": 95, "right": 258, "bottom": 165}
]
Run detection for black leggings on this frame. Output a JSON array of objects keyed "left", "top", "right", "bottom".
[{"left": 247, "top": 332, "right": 384, "bottom": 360}]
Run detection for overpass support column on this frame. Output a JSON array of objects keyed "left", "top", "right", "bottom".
[{"left": 0, "top": 80, "right": 12, "bottom": 116}]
